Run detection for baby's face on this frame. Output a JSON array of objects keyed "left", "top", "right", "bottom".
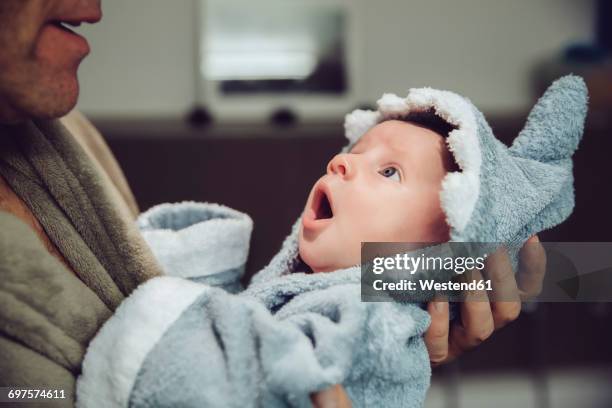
[{"left": 298, "top": 120, "right": 456, "bottom": 272}]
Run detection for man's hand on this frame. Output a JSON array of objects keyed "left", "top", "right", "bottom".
[
  {"left": 311, "top": 384, "right": 352, "bottom": 408},
  {"left": 424, "top": 235, "right": 546, "bottom": 366}
]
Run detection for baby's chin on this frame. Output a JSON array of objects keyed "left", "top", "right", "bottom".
[
  {"left": 298, "top": 238, "right": 355, "bottom": 274},
  {"left": 309, "top": 264, "right": 341, "bottom": 273},
  {"left": 298, "top": 237, "right": 330, "bottom": 273}
]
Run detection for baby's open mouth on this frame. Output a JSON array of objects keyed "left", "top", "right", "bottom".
[{"left": 313, "top": 187, "right": 334, "bottom": 220}]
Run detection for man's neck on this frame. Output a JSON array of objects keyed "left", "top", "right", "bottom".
[{"left": 0, "top": 100, "right": 27, "bottom": 124}]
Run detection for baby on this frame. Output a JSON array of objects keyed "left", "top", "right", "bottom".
[
  {"left": 299, "top": 117, "right": 458, "bottom": 274},
  {"left": 76, "top": 76, "right": 587, "bottom": 408}
]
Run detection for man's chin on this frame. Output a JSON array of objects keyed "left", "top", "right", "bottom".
[{"left": 15, "top": 75, "right": 79, "bottom": 121}]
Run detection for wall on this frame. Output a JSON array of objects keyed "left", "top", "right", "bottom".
[
  {"left": 77, "top": 0, "right": 197, "bottom": 117},
  {"left": 76, "top": 0, "right": 594, "bottom": 118}
]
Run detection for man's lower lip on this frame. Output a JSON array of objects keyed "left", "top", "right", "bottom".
[{"left": 45, "top": 23, "right": 90, "bottom": 53}]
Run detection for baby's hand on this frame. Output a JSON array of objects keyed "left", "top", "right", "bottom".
[{"left": 424, "top": 235, "right": 546, "bottom": 365}]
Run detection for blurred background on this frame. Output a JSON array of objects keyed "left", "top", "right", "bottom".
[{"left": 76, "top": 1, "right": 611, "bottom": 406}]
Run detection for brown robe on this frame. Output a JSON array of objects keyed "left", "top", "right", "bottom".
[{"left": 0, "top": 111, "right": 162, "bottom": 407}]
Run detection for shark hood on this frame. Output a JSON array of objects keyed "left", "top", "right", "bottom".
[{"left": 253, "top": 75, "right": 588, "bottom": 284}]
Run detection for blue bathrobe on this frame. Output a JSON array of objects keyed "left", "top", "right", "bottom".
[{"left": 76, "top": 76, "right": 587, "bottom": 408}]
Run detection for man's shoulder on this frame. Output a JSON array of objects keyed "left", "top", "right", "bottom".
[
  {"left": 59, "top": 110, "right": 99, "bottom": 142},
  {"left": 58, "top": 110, "right": 140, "bottom": 217}
]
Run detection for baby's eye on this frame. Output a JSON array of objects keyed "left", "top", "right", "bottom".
[{"left": 379, "top": 166, "right": 401, "bottom": 182}]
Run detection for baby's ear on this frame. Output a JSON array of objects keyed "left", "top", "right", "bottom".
[{"left": 510, "top": 75, "right": 588, "bottom": 163}]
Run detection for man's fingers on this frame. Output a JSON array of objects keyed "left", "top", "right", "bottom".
[
  {"left": 448, "top": 269, "right": 494, "bottom": 359},
  {"left": 424, "top": 239, "right": 542, "bottom": 365},
  {"left": 484, "top": 247, "right": 521, "bottom": 329},
  {"left": 517, "top": 235, "right": 546, "bottom": 301},
  {"left": 311, "top": 385, "right": 352, "bottom": 408},
  {"left": 448, "top": 306, "right": 494, "bottom": 360},
  {"left": 425, "top": 300, "right": 450, "bottom": 365},
  {"left": 490, "top": 300, "right": 521, "bottom": 329}
]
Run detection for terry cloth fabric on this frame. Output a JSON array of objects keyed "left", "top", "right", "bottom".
[
  {"left": 138, "top": 202, "right": 254, "bottom": 292},
  {"left": 0, "top": 112, "right": 162, "bottom": 406},
  {"left": 76, "top": 76, "right": 587, "bottom": 408}
]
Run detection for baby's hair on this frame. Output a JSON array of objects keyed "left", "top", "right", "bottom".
[
  {"left": 401, "top": 108, "right": 457, "bottom": 138},
  {"left": 400, "top": 109, "right": 461, "bottom": 172}
]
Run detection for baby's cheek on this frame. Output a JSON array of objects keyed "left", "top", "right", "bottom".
[
  {"left": 365, "top": 212, "right": 412, "bottom": 242},
  {"left": 299, "top": 225, "right": 355, "bottom": 272},
  {"left": 418, "top": 192, "right": 450, "bottom": 241},
  {"left": 377, "top": 191, "right": 437, "bottom": 242}
]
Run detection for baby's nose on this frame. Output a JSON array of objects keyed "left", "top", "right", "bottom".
[{"left": 327, "top": 154, "right": 353, "bottom": 178}]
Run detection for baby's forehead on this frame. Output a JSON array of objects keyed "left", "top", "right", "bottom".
[{"left": 352, "top": 120, "right": 444, "bottom": 153}]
